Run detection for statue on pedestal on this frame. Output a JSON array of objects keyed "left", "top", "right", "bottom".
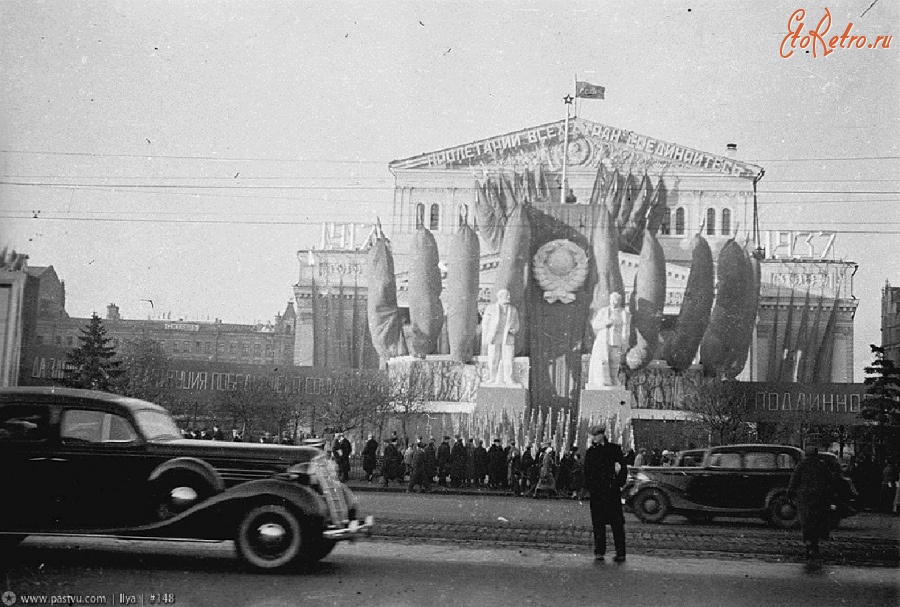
[
  {"left": 587, "top": 292, "right": 631, "bottom": 389},
  {"left": 481, "top": 288, "right": 520, "bottom": 387}
]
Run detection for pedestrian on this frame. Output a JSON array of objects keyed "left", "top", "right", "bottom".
[
  {"left": 381, "top": 438, "right": 403, "bottom": 487},
  {"left": 424, "top": 437, "right": 438, "bottom": 484},
  {"left": 231, "top": 428, "right": 242, "bottom": 442},
  {"left": 403, "top": 441, "right": 415, "bottom": 481},
  {"left": 583, "top": 426, "right": 627, "bottom": 562},
  {"left": 487, "top": 438, "right": 505, "bottom": 488},
  {"left": 450, "top": 436, "right": 467, "bottom": 488},
  {"left": 465, "top": 438, "right": 477, "bottom": 487},
  {"left": 339, "top": 433, "right": 353, "bottom": 481},
  {"left": 633, "top": 448, "right": 647, "bottom": 468},
  {"left": 362, "top": 433, "right": 379, "bottom": 482},
  {"left": 788, "top": 445, "right": 841, "bottom": 560},
  {"left": 506, "top": 440, "right": 522, "bottom": 496},
  {"left": 437, "top": 436, "right": 451, "bottom": 486},
  {"left": 407, "top": 441, "right": 431, "bottom": 493},
  {"left": 568, "top": 446, "right": 585, "bottom": 500},
  {"left": 211, "top": 425, "right": 225, "bottom": 441},
  {"left": 474, "top": 439, "right": 489, "bottom": 486},
  {"left": 624, "top": 448, "right": 636, "bottom": 467},
  {"left": 533, "top": 445, "right": 557, "bottom": 499}
]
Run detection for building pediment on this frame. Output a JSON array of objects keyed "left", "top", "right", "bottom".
[{"left": 390, "top": 118, "right": 762, "bottom": 180}]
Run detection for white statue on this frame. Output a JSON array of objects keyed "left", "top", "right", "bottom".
[
  {"left": 586, "top": 292, "right": 631, "bottom": 389},
  {"left": 481, "top": 288, "right": 521, "bottom": 386}
]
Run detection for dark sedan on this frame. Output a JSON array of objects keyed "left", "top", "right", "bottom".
[
  {"left": 622, "top": 443, "right": 857, "bottom": 528},
  {"left": 0, "top": 387, "right": 373, "bottom": 571}
]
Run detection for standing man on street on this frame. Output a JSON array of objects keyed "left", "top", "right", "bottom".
[
  {"left": 583, "top": 426, "right": 628, "bottom": 562},
  {"left": 788, "top": 445, "right": 840, "bottom": 560}
]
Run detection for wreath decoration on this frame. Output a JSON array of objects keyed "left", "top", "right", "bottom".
[{"left": 532, "top": 239, "right": 589, "bottom": 304}]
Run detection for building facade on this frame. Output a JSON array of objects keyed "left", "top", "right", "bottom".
[
  {"left": 882, "top": 280, "right": 900, "bottom": 366},
  {"left": 19, "top": 266, "right": 298, "bottom": 385}
]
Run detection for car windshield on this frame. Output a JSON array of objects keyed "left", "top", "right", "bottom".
[{"left": 134, "top": 409, "right": 182, "bottom": 441}]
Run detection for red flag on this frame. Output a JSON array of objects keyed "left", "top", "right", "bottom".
[{"left": 576, "top": 81, "right": 605, "bottom": 100}]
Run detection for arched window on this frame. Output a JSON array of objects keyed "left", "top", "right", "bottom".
[
  {"left": 415, "top": 203, "right": 425, "bottom": 229},
  {"left": 721, "top": 208, "right": 731, "bottom": 235},
  {"left": 675, "top": 208, "right": 685, "bottom": 235},
  {"left": 706, "top": 208, "right": 717, "bottom": 235},
  {"left": 659, "top": 208, "right": 672, "bottom": 235},
  {"left": 429, "top": 203, "right": 440, "bottom": 231}
]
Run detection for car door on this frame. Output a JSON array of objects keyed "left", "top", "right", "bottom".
[
  {"left": 56, "top": 405, "right": 149, "bottom": 529},
  {"left": 0, "top": 402, "right": 56, "bottom": 528},
  {"left": 686, "top": 450, "right": 743, "bottom": 509}
]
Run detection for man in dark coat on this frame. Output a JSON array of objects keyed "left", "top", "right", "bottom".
[
  {"left": 424, "top": 438, "right": 438, "bottom": 483},
  {"left": 788, "top": 446, "right": 840, "bottom": 560},
  {"left": 583, "top": 426, "right": 627, "bottom": 562},
  {"left": 473, "top": 440, "right": 489, "bottom": 486},
  {"left": 338, "top": 434, "right": 353, "bottom": 481},
  {"left": 436, "top": 436, "right": 451, "bottom": 486},
  {"left": 487, "top": 438, "right": 505, "bottom": 488},
  {"left": 450, "top": 436, "right": 467, "bottom": 488},
  {"left": 381, "top": 438, "right": 403, "bottom": 487},
  {"left": 362, "top": 433, "right": 379, "bottom": 482}
]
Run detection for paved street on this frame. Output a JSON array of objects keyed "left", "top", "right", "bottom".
[
  {"left": 1, "top": 537, "right": 896, "bottom": 607},
  {"left": 351, "top": 485, "right": 900, "bottom": 567}
]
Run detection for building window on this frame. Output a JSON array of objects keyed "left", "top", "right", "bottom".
[
  {"left": 675, "top": 208, "right": 685, "bottom": 235},
  {"left": 721, "top": 208, "right": 731, "bottom": 235},
  {"left": 429, "top": 203, "right": 440, "bottom": 231},
  {"left": 706, "top": 208, "right": 716, "bottom": 235},
  {"left": 659, "top": 208, "right": 671, "bottom": 235},
  {"left": 194, "top": 341, "right": 201, "bottom": 353},
  {"left": 415, "top": 203, "right": 425, "bottom": 229},
  {"left": 205, "top": 342, "right": 212, "bottom": 354},
  {"left": 254, "top": 343, "right": 261, "bottom": 357},
  {"left": 66, "top": 336, "right": 73, "bottom": 346}
]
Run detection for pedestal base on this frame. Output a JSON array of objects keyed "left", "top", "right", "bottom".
[{"left": 474, "top": 385, "right": 529, "bottom": 419}]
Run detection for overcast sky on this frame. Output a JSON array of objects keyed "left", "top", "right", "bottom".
[{"left": 1, "top": 0, "right": 897, "bottom": 380}]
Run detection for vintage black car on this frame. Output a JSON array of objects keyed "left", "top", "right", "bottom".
[
  {"left": 622, "top": 443, "right": 858, "bottom": 528},
  {"left": 0, "top": 387, "right": 373, "bottom": 571}
]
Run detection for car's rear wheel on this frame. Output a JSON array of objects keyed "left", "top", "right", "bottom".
[
  {"left": 768, "top": 493, "right": 799, "bottom": 529},
  {"left": 633, "top": 488, "right": 670, "bottom": 524},
  {"left": 152, "top": 471, "right": 217, "bottom": 520},
  {"left": 235, "top": 504, "right": 303, "bottom": 571}
]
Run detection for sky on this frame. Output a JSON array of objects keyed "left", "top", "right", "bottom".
[{"left": 0, "top": 0, "right": 897, "bottom": 381}]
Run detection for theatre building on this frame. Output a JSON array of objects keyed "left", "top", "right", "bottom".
[{"left": 377, "top": 117, "right": 862, "bottom": 445}]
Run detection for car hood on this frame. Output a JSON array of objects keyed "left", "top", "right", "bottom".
[{"left": 146, "top": 438, "right": 321, "bottom": 466}]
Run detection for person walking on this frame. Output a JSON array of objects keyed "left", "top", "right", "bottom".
[
  {"left": 583, "top": 426, "right": 627, "bottom": 562},
  {"left": 533, "top": 445, "right": 558, "bottom": 499},
  {"left": 437, "top": 436, "right": 451, "bottom": 486},
  {"left": 788, "top": 445, "right": 840, "bottom": 560},
  {"left": 338, "top": 433, "right": 353, "bottom": 481},
  {"left": 506, "top": 440, "right": 522, "bottom": 496},
  {"left": 381, "top": 438, "right": 403, "bottom": 487},
  {"left": 407, "top": 441, "right": 431, "bottom": 493},
  {"left": 424, "top": 437, "right": 438, "bottom": 485},
  {"left": 474, "top": 439, "right": 489, "bottom": 486},
  {"left": 362, "top": 433, "right": 379, "bottom": 482},
  {"left": 487, "top": 438, "right": 505, "bottom": 488},
  {"left": 450, "top": 436, "right": 467, "bottom": 488}
]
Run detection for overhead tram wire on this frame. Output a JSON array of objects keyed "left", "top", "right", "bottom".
[
  {"left": 1, "top": 180, "right": 898, "bottom": 196},
  {"left": 2, "top": 149, "right": 899, "bottom": 163}
]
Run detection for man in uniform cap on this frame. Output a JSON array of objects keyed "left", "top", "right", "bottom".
[{"left": 583, "top": 425, "right": 628, "bottom": 562}]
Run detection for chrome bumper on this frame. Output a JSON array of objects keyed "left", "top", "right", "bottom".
[{"left": 322, "top": 515, "right": 375, "bottom": 541}]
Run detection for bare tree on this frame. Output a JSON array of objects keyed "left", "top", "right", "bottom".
[
  {"left": 116, "top": 337, "right": 175, "bottom": 407},
  {"left": 682, "top": 379, "right": 752, "bottom": 446},
  {"left": 316, "top": 371, "right": 391, "bottom": 435},
  {"left": 388, "top": 360, "right": 434, "bottom": 442}
]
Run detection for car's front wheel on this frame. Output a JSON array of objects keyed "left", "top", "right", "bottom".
[
  {"left": 633, "top": 488, "right": 671, "bottom": 524},
  {"left": 235, "top": 504, "right": 303, "bottom": 571},
  {"left": 768, "top": 493, "right": 799, "bottom": 529}
]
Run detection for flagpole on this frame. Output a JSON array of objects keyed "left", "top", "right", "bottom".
[{"left": 561, "top": 93, "right": 573, "bottom": 203}]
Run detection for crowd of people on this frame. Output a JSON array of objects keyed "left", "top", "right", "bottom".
[{"left": 359, "top": 434, "right": 599, "bottom": 498}]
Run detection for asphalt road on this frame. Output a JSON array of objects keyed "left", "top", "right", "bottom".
[
  {"left": 1, "top": 537, "right": 896, "bottom": 607},
  {"left": 353, "top": 490, "right": 900, "bottom": 566}
]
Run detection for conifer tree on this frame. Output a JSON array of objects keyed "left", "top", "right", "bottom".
[
  {"left": 64, "top": 313, "right": 122, "bottom": 392},
  {"left": 862, "top": 344, "right": 900, "bottom": 426}
]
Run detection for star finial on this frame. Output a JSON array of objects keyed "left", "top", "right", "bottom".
[{"left": 563, "top": 94, "right": 574, "bottom": 104}]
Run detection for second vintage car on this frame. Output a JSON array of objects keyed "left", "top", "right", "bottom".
[
  {"left": 0, "top": 387, "right": 373, "bottom": 571},
  {"left": 622, "top": 443, "right": 858, "bottom": 528}
]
